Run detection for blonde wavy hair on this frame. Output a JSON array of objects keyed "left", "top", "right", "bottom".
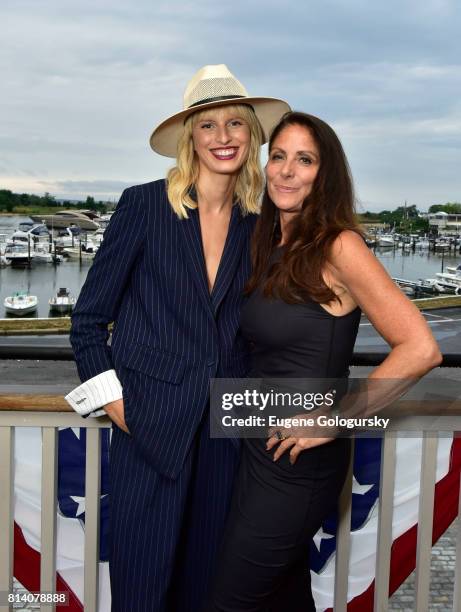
[{"left": 166, "top": 104, "right": 263, "bottom": 219}]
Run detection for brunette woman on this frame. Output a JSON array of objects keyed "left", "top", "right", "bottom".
[{"left": 207, "top": 111, "right": 441, "bottom": 611}]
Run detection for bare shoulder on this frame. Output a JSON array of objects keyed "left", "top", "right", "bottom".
[
  {"left": 330, "top": 230, "right": 369, "bottom": 265},
  {"left": 325, "top": 230, "right": 379, "bottom": 289},
  {"left": 328, "top": 229, "right": 393, "bottom": 285},
  {"left": 326, "top": 233, "right": 440, "bottom": 371}
]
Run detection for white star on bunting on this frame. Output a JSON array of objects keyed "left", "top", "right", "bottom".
[
  {"left": 313, "top": 526, "right": 334, "bottom": 552},
  {"left": 352, "top": 475, "right": 373, "bottom": 496},
  {"left": 70, "top": 496, "right": 86, "bottom": 516}
]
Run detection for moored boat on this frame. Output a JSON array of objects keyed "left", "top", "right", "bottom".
[
  {"left": 32, "top": 244, "right": 63, "bottom": 264},
  {"left": 49, "top": 288, "right": 76, "bottom": 314},
  {"left": 4, "top": 292, "right": 38, "bottom": 316},
  {"left": 393, "top": 277, "right": 440, "bottom": 296},
  {"left": 4, "top": 244, "right": 31, "bottom": 266},
  {"left": 435, "top": 264, "right": 461, "bottom": 294},
  {"left": 63, "top": 240, "right": 97, "bottom": 260},
  {"left": 377, "top": 234, "right": 396, "bottom": 247},
  {"left": 8, "top": 223, "right": 50, "bottom": 246}
]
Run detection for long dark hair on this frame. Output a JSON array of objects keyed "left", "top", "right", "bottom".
[{"left": 246, "top": 111, "right": 363, "bottom": 304}]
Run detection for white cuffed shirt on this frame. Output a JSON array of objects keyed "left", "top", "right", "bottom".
[{"left": 65, "top": 369, "right": 123, "bottom": 417}]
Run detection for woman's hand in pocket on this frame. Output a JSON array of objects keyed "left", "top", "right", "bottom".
[{"left": 104, "top": 398, "right": 130, "bottom": 434}]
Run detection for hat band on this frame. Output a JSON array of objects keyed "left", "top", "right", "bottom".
[{"left": 188, "top": 94, "right": 245, "bottom": 108}]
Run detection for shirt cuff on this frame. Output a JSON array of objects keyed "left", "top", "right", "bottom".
[{"left": 65, "top": 370, "right": 123, "bottom": 416}]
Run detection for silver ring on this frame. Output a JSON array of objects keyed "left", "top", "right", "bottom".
[{"left": 275, "top": 430, "right": 285, "bottom": 441}]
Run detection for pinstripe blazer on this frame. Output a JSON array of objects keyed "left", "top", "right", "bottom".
[{"left": 70, "top": 179, "right": 256, "bottom": 478}]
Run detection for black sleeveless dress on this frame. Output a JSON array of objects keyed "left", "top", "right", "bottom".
[
  {"left": 241, "top": 282, "right": 360, "bottom": 379},
  {"left": 207, "top": 252, "right": 361, "bottom": 612}
]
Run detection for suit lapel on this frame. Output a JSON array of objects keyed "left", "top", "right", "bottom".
[
  {"left": 177, "top": 208, "right": 214, "bottom": 321},
  {"left": 211, "top": 205, "right": 245, "bottom": 315},
  {"left": 177, "top": 204, "right": 246, "bottom": 320}
]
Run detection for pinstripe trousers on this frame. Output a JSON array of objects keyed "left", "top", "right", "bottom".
[{"left": 108, "top": 412, "right": 239, "bottom": 612}]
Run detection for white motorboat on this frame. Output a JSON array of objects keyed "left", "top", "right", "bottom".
[
  {"left": 377, "top": 234, "right": 396, "bottom": 247},
  {"left": 49, "top": 288, "right": 76, "bottom": 314},
  {"left": 32, "top": 244, "right": 63, "bottom": 264},
  {"left": 54, "top": 225, "right": 83, "bottom": 248},
  {"left": 435, "top": 264, "right": 461, "bottom": 294},
  {"left": 4, "top": 292, "right": 38, "bottom": 316},
  {"left": 4, "top": 244, "right": 32, "bottom": 266},
  {"left": 434, "top": 239, "right": 451, "bottom": 252},
  {"left": 63, "top": 240, "right": 97, "bottom": 260},
  {"left": 8, "top": 223, "right": 50, "bottom": 246}
]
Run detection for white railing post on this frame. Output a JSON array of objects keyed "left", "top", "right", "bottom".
[
  {"left": 374, "top": 433, "right": 397, "bottom": 611},
  {"left": 414, "top": 433, "right": 438, "bottom": 611},
  {"left": 84, "top": 428, "right": 102, "bottom": 612},
  {"left": 40, "top": 427, "right": 58, "bottom": 612}
]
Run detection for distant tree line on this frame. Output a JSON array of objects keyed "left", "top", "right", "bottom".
[
  {"left": 0, "top": 190, "right": 111, "bottom": 213},
  {"left": 1, "top": 189, "right": 459, "bottom": 228},
  {"left": 428, "top": 202, "right": 461, "bottom": 214},
  {"left": 359, "top": 202, "right": 461, "bottom": 233}
]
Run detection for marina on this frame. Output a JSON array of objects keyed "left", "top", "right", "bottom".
[
  {"left": 0, "top": 215, "right": 100, "bottom": 318},
  {"left": 1, "top": 214, "right": 461, "bottom": 318}
]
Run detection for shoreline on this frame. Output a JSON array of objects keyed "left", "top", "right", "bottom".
[
  {"left": 0, "top": 317, "right": 71, "bottom": 335},
  {"left": 1, "top": 297, "right": 461, "bottom": 334}
]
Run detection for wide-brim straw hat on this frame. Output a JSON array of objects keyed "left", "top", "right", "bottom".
[{"left": 150, "top": 64, "right": 291, "bottom": 157}]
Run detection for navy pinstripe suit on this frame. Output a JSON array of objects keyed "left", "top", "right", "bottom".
[{"left": 70, "top": 179, "right": 256, "bottom": 611}]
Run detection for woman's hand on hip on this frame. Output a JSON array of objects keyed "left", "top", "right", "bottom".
[
  {"left": 104, "top": 398, "right": 130, "bottom": 434},
  {"left": 266, "top": 435, "right": 334, "bottom": 464},
  {"left": 266, "top": 411, "right": 337, "bottom": 464}
]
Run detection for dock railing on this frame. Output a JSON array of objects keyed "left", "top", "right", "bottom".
[{"left": 0, "top": 349, "right": 460, "bottom": 612}]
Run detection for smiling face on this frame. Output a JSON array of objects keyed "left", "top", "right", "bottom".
[
  {"left": 266, "top": 123, "right": 320, "bottom": 215},
  {"left": 191, "top": 106, "right": 251, "bottom": 178}
]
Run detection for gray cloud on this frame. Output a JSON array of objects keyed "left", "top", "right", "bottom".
[
  {"left": 1, "top": 0, "right": 460, "bottom": 209},
  {"left": 38, "top": 179, "right": 136, "bottom": 199}
]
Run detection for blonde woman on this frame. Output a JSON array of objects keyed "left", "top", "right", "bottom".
[{"left": 65, "top": 65, "right": 289, "bottom": 612}]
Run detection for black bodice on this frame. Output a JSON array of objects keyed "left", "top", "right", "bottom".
[{"left": 240, "top": 253, "right": 361, "bottom": 380}]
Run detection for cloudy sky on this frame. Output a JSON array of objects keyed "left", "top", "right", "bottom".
[{"left": 2, "top": 0, "right": 460, "bottom": 211}]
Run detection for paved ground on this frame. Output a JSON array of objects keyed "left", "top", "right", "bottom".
[
  {"left": 388, "top": 520, "right": 458, "bottom": 611},
  {"left": 356, "top": 306, "right": 461, "bottom": 356},
  {"left": 2, "top": 305, "right": 461, "bottom": 358}
]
